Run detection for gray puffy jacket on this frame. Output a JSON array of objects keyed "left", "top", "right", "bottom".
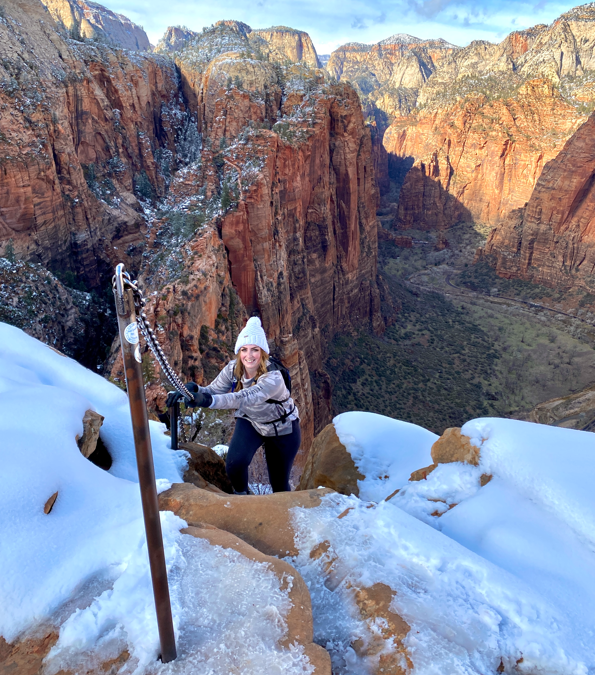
[{"left": 198, "top": 360, "right": 299, "bottom": 436}]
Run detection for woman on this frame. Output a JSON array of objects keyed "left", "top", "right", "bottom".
[{"left": 169, "top": 317, "right": 300, "bottom": 494}]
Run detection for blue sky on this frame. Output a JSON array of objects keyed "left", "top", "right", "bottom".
[{"left": 110, "top": 0, "right": 585, "bottom": 53}]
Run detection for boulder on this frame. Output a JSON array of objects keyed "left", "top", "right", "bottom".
[
  {"left": 409, "top": 463, "right": 437, "bottom": 481},
  {"left": 159, "top": 483, "right": 335, "bottom": 557},
  {"left": 180, "top": 442, "right": 233, "bottom": 494},
  {"left": 297, "top": 423, "right": 363, "bottom": 495},
  {"left": 431, "top": 427, "right": 480, "bottom": 465},
  {"left": 183, "top": 526, "right": 331, "bottom": 674},
  {"left": 76, "top": 410, "right": 104, "bottom": 459}
]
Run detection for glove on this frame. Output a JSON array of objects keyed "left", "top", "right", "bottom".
[
  {"left": 165, "top": 383, "right": 199, "bottom": 408},
  {"left": 186, "top": 391, "right": 213, "bottom": 408},
  {"left": 165, "top": 390, "right": 185, "bottom": 408}
]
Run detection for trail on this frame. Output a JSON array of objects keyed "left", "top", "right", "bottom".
[{"left": 405, "top": 267, "right": 594, "bottom": 327}]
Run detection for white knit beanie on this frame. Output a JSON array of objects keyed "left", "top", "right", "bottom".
[{"left": 235, "top": 317, "right": 269, "bottom": 354}]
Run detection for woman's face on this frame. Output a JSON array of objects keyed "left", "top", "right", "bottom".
[{"left": 239, "top": 345, "right": 261, "bottom": 376}]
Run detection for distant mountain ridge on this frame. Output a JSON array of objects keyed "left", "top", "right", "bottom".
[
  {"left": 40, "top": 0, "right": 150, "bottom": 50},
  {"left": 155, "top": 20, "right": 320, "bottom": 68}
]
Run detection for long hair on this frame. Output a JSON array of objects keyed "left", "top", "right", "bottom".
[{"left": 233, "top": 348, "right": 268, "bottom": 391}]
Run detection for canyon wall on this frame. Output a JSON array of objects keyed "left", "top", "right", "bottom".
[
  {"left": 155, "top": 21, "right": 321, "bottom": 69},
  {"left": 382, "top": 7, "right": 595, "bottom": 229},
  {"left": 40, "top": 0, "right": 151, "bottom": 51},
  {"left": 134, "top": 45, "right": 385, "bottom": 459},
  {"left": 479, "top": 111, "right": 595, "bottom": 291},
  {"left": 326, "top": 35, "right": 457, "bottom": 117},
  {"left": 325, "top": 7, "right": 595, "bottom": 227},
  {"left": 0, "top": 5, "right": 384, "bottom": 460},
  {"left": 385, "top": 79, "right": 585, "bottom": 229},
  {"left": 0, "top": 0, "right": 186, "bottom": 287}
]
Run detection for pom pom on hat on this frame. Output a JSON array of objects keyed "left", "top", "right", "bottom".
[{"left": 235, "top": 316, "right": 269, "bottom": 354}]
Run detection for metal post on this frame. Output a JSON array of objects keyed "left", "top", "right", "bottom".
[
  {"left": 169, "top": 402, "right": 179, "bottom": 450},
  {"left": 113, "top": 264, "right": 177, "bottom": 663}
]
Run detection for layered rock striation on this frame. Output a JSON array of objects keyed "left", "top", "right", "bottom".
[
  {"left": 479, "top": 110, "right": 595, "bottom": 291},
  {"left": 385, "top": 79, "right": 585, "bottom": 229},
  {"left": 40, "top": 0, "right": 151, "bottom": 50},
  {"left": 0, "top": 0, "right": 188, "bottom": 288}
]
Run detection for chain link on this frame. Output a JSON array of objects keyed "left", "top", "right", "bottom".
[{"left": 113, "top": 270, "right": 190, "bottom": 443}]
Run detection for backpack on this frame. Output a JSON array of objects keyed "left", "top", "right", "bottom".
[{"left": 266, "top": 356, "right": 292, "bottom": 397}]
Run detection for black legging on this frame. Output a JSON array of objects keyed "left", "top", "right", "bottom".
[{"left": 226, "top": 418, "right": 301, "bottom": 493}]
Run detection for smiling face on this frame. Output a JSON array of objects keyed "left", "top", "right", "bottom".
[{"left": 239, "top": 344, "right": 262, "bottom": 378}]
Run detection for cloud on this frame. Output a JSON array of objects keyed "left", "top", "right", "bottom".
[
  {"left": 351, "top": 16, "right": 368, "bottom": 29},
  {"left": 374, "top": 11, "right": 387, "bottom": 24},
  {"left": 406, "top": 0, "right": 455, "bottom": 18},
  {"left": 533, "top": 0, "right": 547, "bottom": 9}
]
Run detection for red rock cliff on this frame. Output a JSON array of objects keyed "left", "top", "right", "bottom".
[
  {"left": 137, "top": 77, "right": 384, "bottom": 461},
  {"left": 479, "top": 111, "right": 595, "bottom": 290},
  {"left": 385, "top": 80, "right": 585, "bottom": 230},
  {"left": 0, "top": 0, "right": 185, "bottom": 287}
]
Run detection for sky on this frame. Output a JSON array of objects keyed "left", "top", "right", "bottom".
[{"left": 109, "top": 0, "right": 587, "bottom": 54}]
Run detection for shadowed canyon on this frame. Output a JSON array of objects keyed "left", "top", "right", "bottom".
[{"left": 3, "top": 0, "right": 595, "bottom": 471}]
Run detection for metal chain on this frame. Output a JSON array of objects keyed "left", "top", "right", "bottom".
[{"left": 114, "top": 270, "right": 191, "bottom": 442}]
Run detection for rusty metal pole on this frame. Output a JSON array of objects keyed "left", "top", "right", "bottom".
[
  {"left": 169, "top": 403, "right": 178, "bottom": 450},
  {"left": 113, "top": 264, "right": 177, "bottom": 663}
]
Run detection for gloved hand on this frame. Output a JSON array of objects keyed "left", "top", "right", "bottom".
[
  {"left": 165, "top": 390, "right": 185, "bottom": 408},
  {"left": 186, "top": 391, "right": 213, "bottom": 408},
  {"left": 165, "top": 383, "right": 199, "bottom": 408}
]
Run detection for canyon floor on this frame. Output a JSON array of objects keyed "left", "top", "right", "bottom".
[{"left": 326, "top": 186, "right": 595, "bottom": 434}]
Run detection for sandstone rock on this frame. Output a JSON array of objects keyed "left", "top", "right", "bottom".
[
  {"left": 409, "top": 463, "right": 437, "bottom": 481},
  {"left": 0, "top": 631, "right": 58, "bottom": 675},
  {"left": 0, "top": 0, "right": 183, "bottom": 288},
  {"left": 431, "top": 428, "right": 480, "bottom": 465},
  {"left": 180, "top": 441, "right": 233, "bottom": 494},
  {"left": 250, "top": 27, "right": 321, "bottom": 68},
  {"left": 43, "top": 492, "right": 58, "bottom": 514},
  {"left": 0, "top": 260, "right": 106, "bottom": 365},
  {"left": 385, "top": 80, "right": 585, "bottom": 230},
  {"left": 159, "top": 483, "right": 334, "bottom": 557},
  {"left": 155, "top": 26, "right": 199, "bottom": 53},
  {"left": 307, "top": 537, "right": 412, "bottom": 674},
  {"left": 183, "top": 526, "right": 331, "bottom": 673},
  {"left": 0, "top": 632, "right": 128, "bottom": 675},
  {"left": 326, "top": 36, "right": 457, "bottom": 117},
  {"left": 480, "top": 109, "right": 595, "bottom": 291},
  {"left": 297, "top": 423, "right": 364, "bottom": 495},
  {"left": 349, "top": 582, "right": 411, "bottom": 674},
  {"left": 41, "top": 0, "right": 151, "bottom": 51},
  {"left": 76, "top": 409, "right": 104, "bottom": 459}
]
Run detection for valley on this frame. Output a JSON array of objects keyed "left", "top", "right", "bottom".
[{"left": 327, "top": 212, "right": 595, "bottom": 433}]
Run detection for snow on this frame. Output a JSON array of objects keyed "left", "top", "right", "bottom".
[
  {"left": 291, "top": 414, "right": 595, "bottom": 674},
  {"left": 333, "top": 411, "right": 436, "bottom": 501},
  {"left": 5, "top": 318, "right": 595, "bottom": 675},
  {"left": 0, "top": 323, "right": 312, "bottom": 675}
]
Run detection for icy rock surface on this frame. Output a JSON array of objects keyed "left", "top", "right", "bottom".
[
  {"left": 46, "top": 534, "right": 314, "bottom": 675},
  {"left": 299, "top": 414, "right": 595, "bottom": 674},
  {"left": 1, "top": 323, "right": 313, "bottom": 675}
]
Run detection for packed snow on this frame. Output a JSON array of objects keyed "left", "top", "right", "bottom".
[
  {"left": 289, "top": 415, "right": 595, "bottom": 674},
  {"left": 0, "top": 324, "right": 313, "bottom": 674},
  {"left": 3, "top": 320, "right": 595, "bottom": 675},
  {"left": 334, "top": 411, "right": 436, "bottom": 501}
]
